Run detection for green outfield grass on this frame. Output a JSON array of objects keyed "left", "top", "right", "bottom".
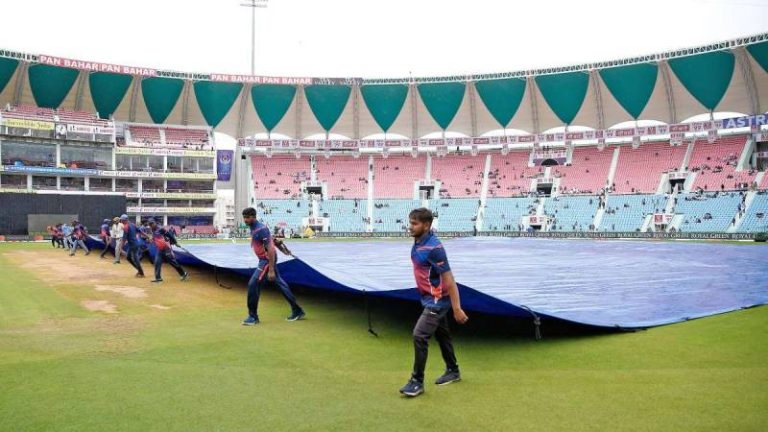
[{"left": 0, "top": 242, "right": 766, "bottom": 432}]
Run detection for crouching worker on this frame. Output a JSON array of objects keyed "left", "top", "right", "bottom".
[{"left": 145, "top": 219, "right": 189, "bottom": 283}]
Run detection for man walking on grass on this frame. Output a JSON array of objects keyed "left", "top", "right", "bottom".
[
  {"left": 120, "top": 215, "right": 145, "bottom": 278},
  {"left": 399, "top": 208, "right": 469, "bottom": 398},
  {"left": 241, "top": 207, "right": 305, "bottom": 325}
]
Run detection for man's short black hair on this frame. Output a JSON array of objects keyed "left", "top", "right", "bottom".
[
  {"left": 242, "top": 207, "right": 257, "bottom": 218},
  {"left": 409, "top": 208, "right": 434, "bottom": 224}
]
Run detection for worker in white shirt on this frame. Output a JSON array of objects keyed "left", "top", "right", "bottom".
[{"left": 110, "top": 217, "right": 126, "bottom": 264}]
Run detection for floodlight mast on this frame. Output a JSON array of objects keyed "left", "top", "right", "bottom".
[{"left": 240, "top": 0, "right": 269, "bottom": 75}]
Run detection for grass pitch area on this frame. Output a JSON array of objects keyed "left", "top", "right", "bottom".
[{"left": 0, "top": 242, "right": 766, "bottom": 431}]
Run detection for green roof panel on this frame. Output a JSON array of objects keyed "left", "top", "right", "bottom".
[
  {"left": 360, "top": 84, "right": 408, "bottom": 132},
  {"left": 251, "top": 84, "right": 296, "bottom": 132},
  {"left": 141, "top": 77, "right": 184, "bottom": 124},
  {"left": 89, "top": 72, "right": 133, "bottom": 119},
  {"left": 475, "top": 78, "right": 526, "bottom": 128},
  {"left": 746, "top": 41, "right": 768, "bottom": 74},
  {"left": 0, "top": 57, "right": 19, "bottom": 95},
  {"left": 535, "top": 72, "right": 589, "bottom": 125},
  {"left": 28, "top": 64, "right": 80, "bottom": 109},
  {"left": 668, "top": 51, "right": 735, "bottom": 111},
  {"left": 417, "top": 82, "right": 465, "bottom": 130},
  {"left": 599, "top": 63, "right": 658, "bottom": 119},
  {"left": 304, "top": 85, "right": 351, "bottom": 132},
  {"left": 193, "top": 81, "right": 243, "bottom": 128}
]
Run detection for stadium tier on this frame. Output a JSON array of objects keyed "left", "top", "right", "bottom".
[
  {"left": 487, "top": 151, "right": 543, "bottom": 197},
  {"left": 687, "top": 136, "right": 756, "bottom": 192},
  {"left": 600, "top": 194, "right": 666, "bottom": 232},
  {"left": 239, "top": 132, "right": 766, "bottom": 235},
  {"left": 432, "top": 155, "right": 483, "bottom": 198},
  {"left": 612, "top": 141, "right": 687, "bottom": 194},
  {"left": 0, "top": 109, "right": 217, "bottom": 229},
  {"left": 553, "top": 146, "right": 613, "bottom": 195},
  {"left": 373, "top": 155, "right": 423, "bottom": 199},
  {"left": 737, "top": 192, "right": 768, "bottom": 233}
]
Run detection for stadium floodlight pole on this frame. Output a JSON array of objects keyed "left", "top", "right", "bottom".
[{"left": 240, "top": 0, "right": 269, "bottom": 75}]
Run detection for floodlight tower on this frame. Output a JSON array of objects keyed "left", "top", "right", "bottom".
[{"left": 240, "top": 0, "right": 269, "bottom": 75}]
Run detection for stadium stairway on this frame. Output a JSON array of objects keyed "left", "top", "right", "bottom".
[
  {"left": 728, "top": 190, "right": 757, "bottom": 233},
  {"left": 736, "top": 136, "right": 755, "bottom": 171},
  {"left": 475, "top": 154, "right": 493, "bottom": 231},
  {"left": 606, "top": 147, "right": 621, "bottom": 190},
  {"left": 681, "top": 138, "right": 695, "bottom": 171}
]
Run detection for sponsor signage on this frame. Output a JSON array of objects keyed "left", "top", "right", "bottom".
[
  {"left": 125, "top": 192, "right": 216, "bottom": 200},
  {"left": 115, "top": 147, "right": 214, "bottom": 157},
  {"left": 2, "top": 118, "right": 55, "bottom": 130},
  {"left": 126, "top": 207, "right": 216, "bottom": 214}
]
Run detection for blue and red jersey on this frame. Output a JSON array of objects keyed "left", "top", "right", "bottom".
[
  {"left": 72, "top": 224, "right": 86, "bottom": 240},
  {"left": 411, "top": 230, "right": 452, "bottom": 308},
  {"left": 150, "top": 226, "right": 174, "bottom": 251},
  {"left": 123, "top": 222, "right": 141, "bottom": 246},
  {"left": 100, "top": 224, "right": 110, "bottom": 239},
  {"left": 249, "top": 221, "right": 273, "bottom": 266}
]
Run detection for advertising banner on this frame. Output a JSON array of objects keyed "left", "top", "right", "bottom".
[{"left": 216, "top": 150, "right": 233, "bottom": 181}]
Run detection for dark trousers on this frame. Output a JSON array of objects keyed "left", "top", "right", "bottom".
[
  {"left": 246, "top": 263, "right": 302, "bottom": 319},
  {"left": 412, "top": 307, "right": 458, "bottom": 383},
  {"left": 99, "top": 237, "right": 111, "bottom": 257},
  {"left": 69, "top": 239, "right": 89, "bottom": 255},
  {"left": 153, "top": 248, "right": 185, "bottom": 280},
  {"left": 126, "top": 244, "right": 144, "bottom": 275}
]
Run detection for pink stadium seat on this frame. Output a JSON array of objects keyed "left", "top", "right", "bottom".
[
  {"left": 432, "top": 154, "right": 483, "bottom": 198},
  {"left": 317, "top": 156, "right": 368, "bottom": 199},
  {"left": 612, "top": 141, "right": 687, "bottom": 193},
  {"left": 252, "top": 156, "right": 311, "bottom": 199},
  {"left": 165, "top": 128, "right": 210, "bottom": 148},
  {"left": 553, "top": 146, "right": 613, "bottom": 195},
  {"left": 688, "top": 135, "right": 754, "bottom": 192},
  {"left": 128, "top": 126, "right": 162, "bottom": 146},
  {"left": 3, "top": 105, "right": 110, "bottom": 126},
  {"left": 373, "top": 155, "right": 424, "bottom": 199},
  {"left": 487, "top": 151, "right": 542, "bottom": 197}
]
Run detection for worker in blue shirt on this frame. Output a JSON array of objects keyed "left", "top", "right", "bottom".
[
  {"left": 144, "top": 219, "right": 188, "bottom": 283},
  {"left": 120, "top": 215, "right": 145, "bottom": 278},
  {"left": 399, "top": 208, "right": 468, "bottom": 398},
  {"left": 241, "top": 207, "right": 305, "bottom": 325}
]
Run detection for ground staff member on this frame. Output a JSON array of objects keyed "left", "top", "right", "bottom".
[
  {"left": 144, "top": 219, "right": 189, "bottom": 283},
  {"left": 120, "top": 215, "right": 145, "bottom": 278},
  {"left": 110, "top": 217, "right": 126, "bottom": 264},
  {"left": 241, "top": 207, "right": 305, "bottom": 325},
  {"left": 399, "top": 208, "right": 468, "bottom": 398}
]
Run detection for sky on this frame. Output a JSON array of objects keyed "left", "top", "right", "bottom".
[{"left": 0, "top": 0, "right": 766, "bottom": 79}]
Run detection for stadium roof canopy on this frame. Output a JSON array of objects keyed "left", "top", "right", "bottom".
[{"left": 0, "top": 33, "right": 767, "bottom": 139}]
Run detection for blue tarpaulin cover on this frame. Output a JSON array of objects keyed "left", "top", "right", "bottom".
[{"left": 90, "top": 237, "right": 768, "bottom": 328}]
